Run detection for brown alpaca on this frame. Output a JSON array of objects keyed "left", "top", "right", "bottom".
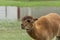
[
  {"left": 21, "top": 13, "right": 60, "bottom": 40},
  {"left": 21, "top": 16, "right": 38, "bottom": 39}
]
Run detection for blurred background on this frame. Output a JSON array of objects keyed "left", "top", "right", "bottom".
[
  {"left": 20, "top": 7, "right": 60, "bottom": 19},
  {"left": 0, "top": 6, "right": 20, "bottom": 40},
  {"left": 0, "top": 6, "right": 20, "bottom": 20},
  {"left": 1, "top": 0, "right": 60, "bottom": 1}
]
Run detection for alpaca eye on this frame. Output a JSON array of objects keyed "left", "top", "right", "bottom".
[{"left": 27, "top": 20, "right": 30, "bottom": 23}]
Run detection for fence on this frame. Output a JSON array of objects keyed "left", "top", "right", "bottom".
[
  {"left": 20, "top": 7, "right": 60, "bottom": 20},
  {"left": 0, "top": 6, "right": 18, "bottom": 20}
]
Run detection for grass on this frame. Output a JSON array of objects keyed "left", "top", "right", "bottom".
[
  {"left": 0, "top": 1, "right": 60, "bottom": 7},
  {"left": 0, "top": 20, "right": 31, "bottom": 40}
]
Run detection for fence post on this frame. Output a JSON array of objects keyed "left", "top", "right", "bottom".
[
  {"left": 5, "top": 6, "right": 7, "bottom": 20},
  {"left": 17, "top": 7, "right": 20, "bottom": 21}
]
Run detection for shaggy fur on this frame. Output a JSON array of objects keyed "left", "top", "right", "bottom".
[
  {"left": 21, "top": 13, "right": 60, "bottom": 40},
  {"left": 21, "top": 16, "right": 38, "bottom": 39}
]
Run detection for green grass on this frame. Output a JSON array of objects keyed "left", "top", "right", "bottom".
[
  {"left": 0, "top": 1, "right": 60, "bottom": 7},
  {"left": 0, "top": 20, "right": 31, "bottom": 40}
]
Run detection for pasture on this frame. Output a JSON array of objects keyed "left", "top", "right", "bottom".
[
  {"left": 0, "top": 1, "right": 60, "bottom": 7},
  {"left": 0, "top": 20, "right": 31, "bottom": 40}
]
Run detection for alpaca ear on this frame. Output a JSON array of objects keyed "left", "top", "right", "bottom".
[{"left": 34, "top": 18, "right": 38, "bottom": 21}]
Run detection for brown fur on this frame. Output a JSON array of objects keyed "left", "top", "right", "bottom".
[
  {"left": 33, "top": 13, "right": 60, "bottom": 40},
  {"left": 21, "top": 13, "right": 60, "bottom": 40},
  {"left": 21, "top": 16, "right": 38, "bottom": 39}
]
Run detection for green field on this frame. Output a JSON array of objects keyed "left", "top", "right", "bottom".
[
  {"left": 0, "top": 20, "right": 31, "bottom": 40},
  {"left": 0, "top": 1, "right": 60, "bottom": 7}
]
